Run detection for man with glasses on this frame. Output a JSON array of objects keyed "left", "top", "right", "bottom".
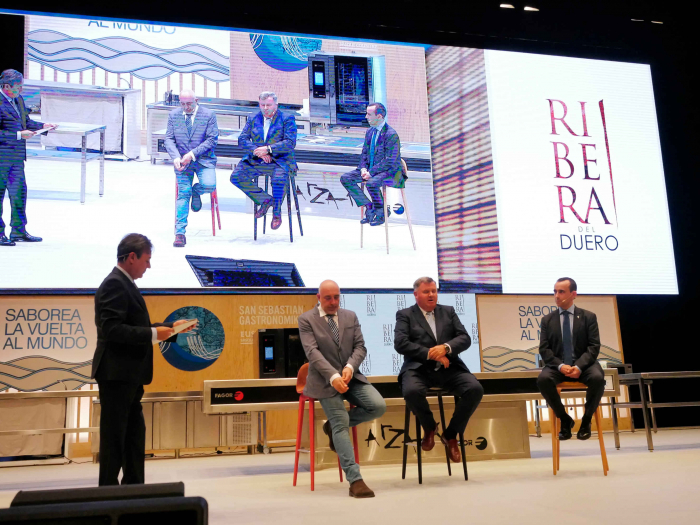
[
  {"left": 0, "top": 69, "right": 56, "bottom": 246},
  {"left": 164, "top": 89, "right": 219, "bottom": 247},
  {"left": 230, "top": 91, "right": 297, "bottom": 231}
]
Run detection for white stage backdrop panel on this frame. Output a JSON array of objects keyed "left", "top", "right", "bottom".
[
  {"left": 341, "top": 293, "right": 480, "bottom": 376},
  {"left": 484, "top": 51, "right": 677, "bottom": 294}
]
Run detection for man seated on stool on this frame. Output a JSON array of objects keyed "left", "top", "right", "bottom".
[
  {"left": 394, "top": 276, "right": 484, "bottom": 463},
  {"left": 340, "top": 103, "right": 403, "bottom": 226},
  {"left": 298, "top": 280, "right": 386, "bottom": 498},
  {"left": 164, "top": 89, "right": 219, "bottom": 248},
  {"left": 537, "top": 277, "right": 605, "bottom": 441},
  {"left": 230, "top": 91, "right": 297, "bottom": 231}
]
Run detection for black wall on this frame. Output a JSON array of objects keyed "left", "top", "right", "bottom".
[{"left": 1, "top": 1, "right": 697, "bottom": 427}]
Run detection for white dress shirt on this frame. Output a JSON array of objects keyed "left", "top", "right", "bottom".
[
  {"left": 263, "top": 116, "right": 272, "bottom": 142},
  {"left": 317, "top": 304, "right": 354, "bottom": 385},
  {"left": 115, "top": 265, "right": 158, "bottom": 343},
  {"left": 557, "top": 304, "right": 580, "bottom": 373}
]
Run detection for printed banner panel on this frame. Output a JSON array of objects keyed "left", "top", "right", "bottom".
[{"left": 476, "top": 294, "right": 623, "bottom": 372}]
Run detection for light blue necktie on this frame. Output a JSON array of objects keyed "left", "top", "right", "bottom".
[
  {"left": 185, "top": 114, "right": 193, "bottom": 135},
  {"left": 561, "top": 310, "right": 574, "bottom": 366}
]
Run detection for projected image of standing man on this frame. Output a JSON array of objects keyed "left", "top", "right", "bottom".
[
  {"left": 164, "top": 89, "right": 219, "bottom": 248},
  {"left": 0, "top": 69, "right": 56, "bottom": 246},
  {"left": 230, "top": 91, "right": 297, "bottom": 231},
  {"left": 341, "top": 103, "right": 403, "bottom": 226}
]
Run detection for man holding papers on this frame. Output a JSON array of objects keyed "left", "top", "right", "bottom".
[{"left": 91, "top": 234, "right": 196, "bottom": 485}]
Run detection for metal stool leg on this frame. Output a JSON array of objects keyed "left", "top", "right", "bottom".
[
  {"left": 263, "top": 174, "right": 269, "bottom": 234},
  {"left": 455, "top": 395, "right": 468, "bottom": 480},
  {"left": 611, "top": 396, "right": 621, "bottom": 450},
  {"left": 416, "top": 411, "right": 422, "bottom": 485},
  {"left": 309, "top": 399, "right": 315, "bottom": 491},
  {"left": 383, "top": 185, "right": 389, "bottom": 254},
  {"left": 290, "top": 172, "right": 303, "bottom": 236},
  {"left": 402, "top": 404, "right": 410, "bottom": 480},
  {"left": 437, "top": 394, "right": 452, "bottom": 476},
  {"left": 292, "top": 396, "right": 304, "bottom": 487},
  {"left": 400, "top": 187, "right": 416, "bottom": 250},
  {"left": 647, "top": 383, "right": 658, "bottom": 433},
  {"left": 549, "top": 407, "right": 557, "bottom": 475}
]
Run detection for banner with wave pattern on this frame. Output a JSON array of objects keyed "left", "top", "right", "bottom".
[
  {"left": 0, "top": 356, "right": 93, "bottom": 392},
  {"left": 28, "top": 29, "right": 230, "bottom": 82}
]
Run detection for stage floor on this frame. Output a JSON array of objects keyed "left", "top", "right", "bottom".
[
  {"left": 1, "top": 429, "right": 699, "bottom": 524},
  {"left": 1, "top": 151, "right": 437, "bottom": 289}
]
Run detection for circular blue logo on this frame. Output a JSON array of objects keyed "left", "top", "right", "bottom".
[
  {"left": 393, "top": 203, "right": 405, "bottom": 215},
  {"left": 249, "top": 34, "right": 322, "bottom": 72},
  {"left": 159, "top": 307, "right": 224, "bottom": 371}
]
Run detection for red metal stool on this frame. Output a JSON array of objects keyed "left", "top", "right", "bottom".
[
  {"left": 293, "top": 363, "right": 360, "bottom": 491},
  {"left": 174, "top": 181, "right": 221, "bottom": 236}
]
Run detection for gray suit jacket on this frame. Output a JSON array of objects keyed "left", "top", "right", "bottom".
[
  {"left": 164, "top": 106, "right": 219, "bottom": 168},
  {"left": 298, "top": 307, "right": 369, "bottom": 399}
]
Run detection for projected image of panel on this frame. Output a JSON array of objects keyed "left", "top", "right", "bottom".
[
  {"left": 427, "top": 47, "right": 677, "bottom": 294},
  {"left": 0, "top": 13, "right": 436, "bottom": 290}
]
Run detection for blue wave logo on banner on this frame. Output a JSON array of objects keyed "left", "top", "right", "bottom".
[
  {"left": 159, "top": 307, "right": 224, "bottom": 372},
  {"left": 28, "top": 30, "right": 230, "bottom": 82},
  {"left": 249, "top": 34, "right": 321, "bottom": 72}
]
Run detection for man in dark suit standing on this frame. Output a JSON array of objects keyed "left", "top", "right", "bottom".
[
  {"left": 230, "top": 91, "right": 296, "bottom": 231},
  {"left": 394, "top": 277, "right": 484, "bottom": 463},
  {"left": 0, "top": 69, "right": 56, "bottom": 246},
  {"left": 537, "top": 277, "right": 604, "bottom": 441},
  {"left": 298, "top": 280, "right": 386, "bottom": 498},
  {"left": 92, "top": 233, "right": 195, "bottom": 485},
  {"left": 340, "top": 103, "right": 403, "bottom": 226},
  {"left": 164, "top": 89, "right": 219, "bottom": 248}
]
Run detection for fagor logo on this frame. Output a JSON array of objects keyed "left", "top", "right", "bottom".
[
  {"left": 234, "top": 391, "right": 244, "bottom": 401},
  {"left": 475, "top": 437, "right": 488, "bottom": 451}
]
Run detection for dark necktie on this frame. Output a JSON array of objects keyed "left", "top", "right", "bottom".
[
  {"left": 369, "top": 129, "right": 377, "bottom": 168},
  {"left": 327, "top": 315, "right": 340, "bottom": 346},
  {"left": 561, "top": 310, "right": 574, "bottom": 365},
  {"left": 185, "top": 114, "right": 193, "bottom": 135}
]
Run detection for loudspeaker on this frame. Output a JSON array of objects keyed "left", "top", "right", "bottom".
[
  {"left": 0, "top": 496, "right": 207, "bottom": 524},
  {"left": 11, "top": 482, "right": 185, "bottom": 507}
]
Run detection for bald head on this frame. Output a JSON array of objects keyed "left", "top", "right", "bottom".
[
  {"left": 179, "top": 89, "right": 197, "bottom": 114},
  {"left": 317, "top": 280, "right": 340, "bottom": 315}
]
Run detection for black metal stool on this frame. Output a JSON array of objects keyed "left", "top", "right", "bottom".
[
  {"left": 402, "top": 387, "right": 468, "bottom": 484},
  {"left": 253, "top": 169, "right": 303, "bottom": 242}
]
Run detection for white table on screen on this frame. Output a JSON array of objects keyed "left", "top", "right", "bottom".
[{"left": 27, "top": 122, "right": 106, "bottom": 204}]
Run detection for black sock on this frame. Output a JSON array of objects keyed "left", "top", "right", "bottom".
[
  {"left": 581, "top": 415, "right": 592, "bottom": 427},
  {"left": 443, "top": 428, "right": 457, "bottom": 441}
]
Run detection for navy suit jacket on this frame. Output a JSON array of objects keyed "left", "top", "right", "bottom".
[
  {"left": 0, "top": 95, "right": 43, "bottom": 165},
  {"left": 91, "top": 268, "right": 174, "bottom": 385},
  {"left": 394, "top": 304, "right": 471, "bottom": 377},
  {"left": 539, "top": 306, "right": 601, "bottom": 371},
  {"left": 238, "top": 110, "right": 297, "bottom": 173},
  {"left": 359, "top": 123, "right": 404, "bottom": 181},
  {"left": 164, "top": 106, "right": 219, "bottom": 168}
]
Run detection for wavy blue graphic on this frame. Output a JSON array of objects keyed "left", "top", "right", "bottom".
[
  {"left": 28, "top": 29, "right": 229, "bottom": 82},
  {"left": 250, "top": 34, "right": 321, "bottom": 72},
  {"left": 159, "top": 307, "right": 224, "bottom": 372},
  {"left": 0, "top": 356, "right": 94, "bottom": 391}
]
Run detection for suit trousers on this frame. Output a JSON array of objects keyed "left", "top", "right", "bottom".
[
  {"left": 400, "top": 365, "right": 484, "bottom": 440},
  {"left": 97, "top": 380, "right": 146, "bottom": 486},
  {"left": 537, "top": 361, "right": 606, "bottom": 421},
  {"left": 340, "top": 169, "right": 395, "bottom": 211},
  {"left": 230, "top": 161, "right": 286, "bottom": 215},
  {"left": 0, "top": 163, "right": 28, "bottom": 234},
  {"left": 318, "top": 380, "right": 386, "bottom": 484},
  {"left": 175, "top": 162, "right": 216, "bottom": 235}
]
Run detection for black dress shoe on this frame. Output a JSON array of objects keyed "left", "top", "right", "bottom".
[
  {"left": 0, "top": 234, "right": 16, "bottom": 246},
  {"left": 173, "top": 234, "right": 186, "bottom": 247},
  {"left": 558, "top": 416, "right": 575, "bottom": 441},
  {"left": 254, "top": 199, "right": 272, "bottom": 219},
  {"left": 191, "top": 190, "right": 202, "bottom": 212},
  {"left": 369, "top": 214, "right": 385, "bottom": 226},
  {"left": 360, "top": 205, "right": 375, "bottom": 224},
  {"left": 577, "top": 420, "right": 592, "bottom": 440},
  {"left": 10, "top": 232, "right": 42, "bottom": 242},
  {"left": 323, "top": 420, "right": 335, "bottom": 452}
]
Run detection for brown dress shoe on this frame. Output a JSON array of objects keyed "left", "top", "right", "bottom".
[
  {"left": 254, "top": 199, "right": 272, "bottom": 219},
  {"left": 271, "top": 215, "right": 282, "bottom": 230},
  {"left": 421, "top": 424, "right": 438, "bottom": 452},
  {"left": 349, "top": 479, "right": 375, "bottom": 498},
  {"left": 440, "top": 435, "right": 461, "bottom": 463}
]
